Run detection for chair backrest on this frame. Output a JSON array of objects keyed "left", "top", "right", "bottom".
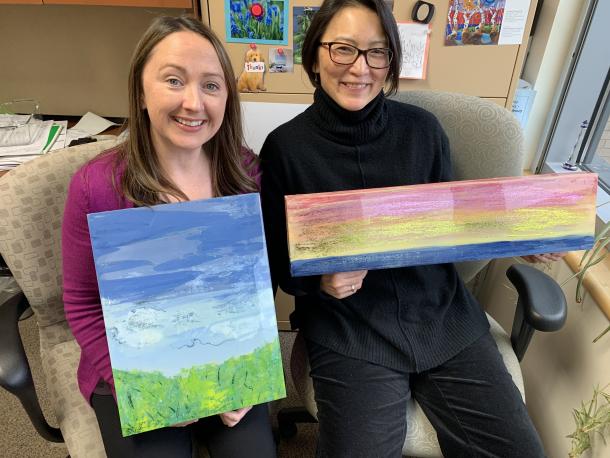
[
  {"left": 390, "top": 91, "right": 525, "bottom": 282},
  {"left": 0, "top": 140, "right": 117, "bottom": 346}
]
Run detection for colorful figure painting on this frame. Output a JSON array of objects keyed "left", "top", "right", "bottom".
[
  {"left": 293, "top": 6, "right": 319, "bottom": 64},
  {"left": 88, "top": 194, "right": 285, "bottom": 436},
  {"left": 445, "top": 0, "right": 505, "bottom": 46},
  {"left": 226, "top": 0, "right": 288, "bottom": 45},
  {"left": 285, "top": 173, "right": 598, "bottom": 277}
]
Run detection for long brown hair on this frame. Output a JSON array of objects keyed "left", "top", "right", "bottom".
[
  {"left": 301, "top": 0, "right": 401, "bottom": 95},
  {"left": 119, "top": 15, "right": 257, "bottom": 206}
]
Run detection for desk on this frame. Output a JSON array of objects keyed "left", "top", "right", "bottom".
[{"left": 0, "top": 119, "right": 123, "bottom": 178}]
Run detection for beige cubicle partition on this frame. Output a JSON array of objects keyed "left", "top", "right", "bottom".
[
  {"left": 0, "top": 4, "right": 193, "bottom": 117},
  {"left": 202, "top": 0, "right": 538, "bottom": 108}
]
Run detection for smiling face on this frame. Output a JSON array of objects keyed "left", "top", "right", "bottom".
[
  {"left": 315, "top": 6, "right": 389, "bottom": 111},
  {"left": 141, "top": 30, "right": 227, "bottom": 158}
]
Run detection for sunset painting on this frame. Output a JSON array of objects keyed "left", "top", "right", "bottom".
[{"left": 286, "top": 173, "right": 598, "bottom": 276}]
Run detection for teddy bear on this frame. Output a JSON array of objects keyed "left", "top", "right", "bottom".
[{"left": 237, "top": 46, "right": 267, "bottom": 93}]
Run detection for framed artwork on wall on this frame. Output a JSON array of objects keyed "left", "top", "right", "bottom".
[{"left": 225, "top": 0, "right": 289, "bottom": 45}]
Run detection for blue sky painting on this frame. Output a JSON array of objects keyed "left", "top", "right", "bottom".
[{"left": 87, "top": 193, "right": 285, "bottom": 435}]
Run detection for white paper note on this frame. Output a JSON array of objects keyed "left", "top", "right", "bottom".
[
  {"left": 397, "top": 22, "right": 431, "bottom": 80},
  {"left": 498, "top": 0, "right": 532, "bottom": 45},
  {"left": 71, "top": 112, "right": 118, "bottom": 136}
]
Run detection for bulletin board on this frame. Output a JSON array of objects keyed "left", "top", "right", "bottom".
[
  {"left": 202, "top": 0, "right": 538, "bottom": 109},
  {"left": 204, "top": 0, "right": 320, "bottom": 104}
]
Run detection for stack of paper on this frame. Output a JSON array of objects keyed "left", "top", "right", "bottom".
[
  {"left": 0, "top": 112, "right": 118, "bottom": 171},
  {"left": 0, "top": 120, "right": 65, "bottom": 170}
]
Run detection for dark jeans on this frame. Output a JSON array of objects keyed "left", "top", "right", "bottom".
[
  {"left": 91, "top": 394, "right": 276, "bottom": 458},
  {"left": 306, "top": 332, "right": 545, "bottom": 458}
]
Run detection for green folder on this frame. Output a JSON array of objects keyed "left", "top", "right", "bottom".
[{"left": 42, "top": 124, "right": 62, "bottom": 153}]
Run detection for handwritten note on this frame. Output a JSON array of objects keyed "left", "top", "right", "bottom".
[{"left": 397, "top": 22, "right": 430, "bottom": 80}]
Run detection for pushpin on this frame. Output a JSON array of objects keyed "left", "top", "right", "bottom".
[{"left": 250, "top": 2, "right": 264, "bottom": 19}]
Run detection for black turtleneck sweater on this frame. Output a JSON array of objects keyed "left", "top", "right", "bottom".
[{"left": 259, "top": 88, "right": 489, "bottom": 373}]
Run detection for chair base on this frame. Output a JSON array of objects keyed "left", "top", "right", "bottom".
[{"left": 277, "top": 407, "right": 317, "bottom": 439}]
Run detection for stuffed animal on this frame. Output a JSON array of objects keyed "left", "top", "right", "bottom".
[{"left": 237, "top": 46, "right": 267, "bottom": 93}]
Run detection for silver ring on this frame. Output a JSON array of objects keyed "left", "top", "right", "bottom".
[{"left": 351, "top": 284, "right": 356, "bottom": 292}]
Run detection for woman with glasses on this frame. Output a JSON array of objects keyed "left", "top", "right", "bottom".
[{"left": 260, "top": 0, "right": 550, "bottom": 456}]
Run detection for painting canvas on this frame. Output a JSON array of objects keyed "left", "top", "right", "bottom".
[
  {"left": 445, "top": 0, "right": 505, "bottom": 46},
  {"left": 226, "top": 0, "right": 289, "bottom": 45},
  {"left": 293, "top": 6, "right": 319, "bottom": 64},
  {"left": 269, "top": 47, "right": 293, "bottom": 73},
  {"left": 285, "top": 173, "right": 598, "bottom": 277},
  {"left": 88, "top": 194, "right": 285, "bottom": 436}
]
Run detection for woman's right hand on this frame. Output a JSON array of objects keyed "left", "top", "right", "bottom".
[
  {"left": 219, "top": 406, "right": 252, "bottom": 427},
  {"left": 320, "top": 270, "right": 368, "bottom": 299}
]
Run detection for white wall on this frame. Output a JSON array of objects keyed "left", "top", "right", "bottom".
[
  {"left": 521, "top": 0, "right": 588, "bottom": 169},
  {"left": 241, "top": 102, "right": 309, "bottom": 155},
  {"left": 478, "top": 257, "right": 610, "bottom": 458}
]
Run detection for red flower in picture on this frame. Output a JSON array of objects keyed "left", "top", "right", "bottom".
[{"left": 250, "top": 3, "right": 264, "bottom": 19}]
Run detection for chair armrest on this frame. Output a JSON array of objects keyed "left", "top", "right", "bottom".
[
  {"left": 506, "top": 264, "right": 568, "bottom": 361},
  {"left": 0, "top": 290, "right": 63, "bottom": 443}
]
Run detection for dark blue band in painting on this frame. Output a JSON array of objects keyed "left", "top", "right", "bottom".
[{"left": 290, "top": 236, "right": 596, "bottom": 277}]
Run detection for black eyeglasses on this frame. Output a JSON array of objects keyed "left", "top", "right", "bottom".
[{"left": 319, "top": 41, "right": 393, "bottom": 69}]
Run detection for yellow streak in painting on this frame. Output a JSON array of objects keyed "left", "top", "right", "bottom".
[{"left": 290, "top": 206, "right": 594, "bottom": 260}]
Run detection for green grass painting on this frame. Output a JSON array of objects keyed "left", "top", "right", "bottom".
[
  {"left": 88, "top": 195, "right": 285, "bottom": 437},
  {"left": 114, "top": 341, "right": 285, "bottom": 436}
]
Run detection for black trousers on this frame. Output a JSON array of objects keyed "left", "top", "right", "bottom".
[
  {"left": 306, "top": 332, "right": 545, "bottom": 458},
  {"left": 90, "top": 394, "right": 276, "bottom": 458}
]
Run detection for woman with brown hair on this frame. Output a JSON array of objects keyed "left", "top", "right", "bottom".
[{"left": 62, "top": 16, "right": 275, "bottom": 458}]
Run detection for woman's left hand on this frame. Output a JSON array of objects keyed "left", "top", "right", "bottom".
[
  {"left": 521, "top": 252, "right": 567, "bottom": 263},
  {"left": 219, "top": 406, "right": 252, "bottom": 427},
  {"left": 170, "top": 419, "right": 198, "bottom": 427}
]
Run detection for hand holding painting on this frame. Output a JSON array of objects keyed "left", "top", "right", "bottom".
[
  {"left": 62, "top": 16, "right": 278, "bottom": 457},
  {"left": 320, "top": 270, "right": 368, "bottom": 299},
  {"left": 521, "top": 252, "right": 567, "bottom": 263},
  {"left": 219, "top": 406, "right": 253, "bottom": 427}
]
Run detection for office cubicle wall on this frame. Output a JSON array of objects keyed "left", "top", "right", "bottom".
[{"left": 202, "top": 0, "right": 539, "bottom": 108}]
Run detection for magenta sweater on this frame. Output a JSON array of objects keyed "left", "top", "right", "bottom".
[{"left": 62, "top": 147, "right": 259, "bottom": 404}]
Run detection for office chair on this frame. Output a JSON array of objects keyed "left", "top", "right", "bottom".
[
  {"left": 0, "top": 139, "right": 118, "bottom": 457},
  {"left": 276, "top": 91, "right": 568, "bottom": 457}
]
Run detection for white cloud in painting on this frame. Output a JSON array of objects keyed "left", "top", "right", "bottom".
[
  {"left": 107, "top": 307, "right": 167, "bottom": 348},
  {"left": 208, "top": 315, "right": 260, "bottom": 341},
  {"left": 105, "top": 294, "right": 270, "bottom": 351}
]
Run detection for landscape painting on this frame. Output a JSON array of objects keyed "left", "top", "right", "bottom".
[
  {"left": 88, "top": 193, "right": 285, "bottom": 436},
  {"left": 286, "top": 173, "right": 598, "bottom": 277}
]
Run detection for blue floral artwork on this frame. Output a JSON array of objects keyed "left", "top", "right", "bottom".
[
  {"left": 87, "top": 194, "right": 285, "bottom": 436},
  {"left": 226, "top": 0, "right": 288, "bottom": 45}
]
